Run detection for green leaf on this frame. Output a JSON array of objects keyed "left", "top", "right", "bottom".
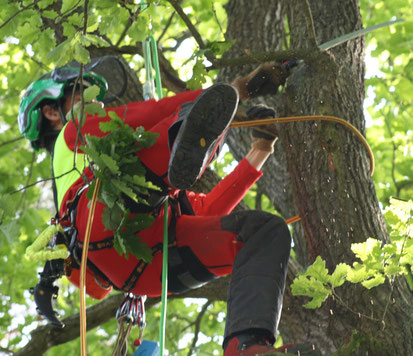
[
  {"left": 85, "top": 102, "right": 107, "bottom": 117},
  {"left": 99, "top": 153, "right": 120, "bottom": 174},
  {"left": 47, "top": 38, "right": 72, "bottom": 65},
  {"left": 122, "top": 231, "right": 153, "bottom": 262},
  {"left": 41, "top": 10, "right": 59, "bottom": 19},
  {"left": 83, "top": 85, "right": 101, "bottom": 102},
  {"left": 111, "top": 179, "right": 137, "bottom": 201},
  {"left": 73, "top": 42, "right": 90, "bottom": 64},
  {"left": 346, "top": 263, "right": 368, "bottom": 283},
  {"left": 330, "top": 263, "right": 350, "bottom": 287},
  {"left": 303, "top": 295, "right": 328, "bottom": 309},
  {"left": 61, "top": 0, "right": 80, "bottom": 14},
  {"left": 187, "top": 59, "right": 208, "bottom": 90},
  {"left": 84, "top": 34, "right": 110, "bottom": 47},
  {"left": 99, "top": 116, "right": 122, "bottom": 133},
  {"left": 127, "top": 214, "right": 155, "bottom": 232},
  {"left": 38, "top": 0, "right": 56, "bottom": 10},
  {"left": 108, "top": 110, "right": 122, "bottom": 121},
  {"left": 0, "top": 219, "right": 20, "bottom": 245},
  {"left": 207, "top": 40, "right": 235, "bottom": 56},
  {"left": 102, "top": 205, "right": 123, "bottom": 231},
  {"left": 114, "top": 229, "right": 128, "bottom": 257},
  {"left": 304, "top": 256, "right": 330, "bottom": 284},
  {"left": 361, "top": 274, "right": 386, "bottom": 289},
  {"left": 62, "top": 22, "right": 77, "bottom": 38},
  {"left": 291, "top": 274, "right": 331, "bottom": 309}
]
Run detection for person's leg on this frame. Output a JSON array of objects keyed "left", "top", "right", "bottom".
[
  {"left": 168, "top": 83, "right": 239, "bottom": 189},
  {"left": 173, "top": 211, "right": 291, "bottom": 344},
  {"left": 138, "top": 84, "right": 238, "bottom": 191},
  {"left": 220, "top": 211, "right": 291, "bottom": 353},
  {"left": 169, "top": 214, "right": 242, "bottom": 293}
]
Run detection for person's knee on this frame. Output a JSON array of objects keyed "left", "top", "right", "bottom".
[{"left": 222, "top": 210, "right": 291, "bottom": 246}]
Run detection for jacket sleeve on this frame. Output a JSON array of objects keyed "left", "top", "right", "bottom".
[
  {"left": 108, "top": 89, "right": 203, "bottom": 131},
  {"left": 63, "top": 89, "right": 204, "bottom": 152},
  {"left": 186, "top": 158, "right": 263, "bottom": 216}
]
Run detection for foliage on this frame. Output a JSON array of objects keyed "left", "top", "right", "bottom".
[
  {"left": 361, "top": 0, "right": 413, "bottom": 204},
  {"left": 291, "top": 198, "right": 413, "bottom": 308},
  {"left": 83, "top": 108, "right": 159, "bottom": 262}
]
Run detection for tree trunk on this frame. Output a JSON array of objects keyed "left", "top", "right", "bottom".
[{"left": 220, "top": 0, "right": 413, "bottom": 354}]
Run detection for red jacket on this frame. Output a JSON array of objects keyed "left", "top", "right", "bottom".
[{"left": 53, "top": 90, "right": 262, "bottom": 298}]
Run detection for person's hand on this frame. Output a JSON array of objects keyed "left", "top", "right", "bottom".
[
  {"left": 247, "top": 105, "right": 278, "bottom": 153},
  {"left": 232, "top": 59, "right": 298, "bottom": 100}
]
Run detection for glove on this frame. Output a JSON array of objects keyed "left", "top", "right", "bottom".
[
  {"left": 247, "top": 105, "right": 277, "bottom": 153},
  {"left": 233, "top": 59, "right": 298, "bottom": 100}
]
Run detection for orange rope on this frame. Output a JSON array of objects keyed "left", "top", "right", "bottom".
[
  {"left": 285, "top": 215, "right": 301, "bottom": 225},
  {"left": 231, "top": 115, "right": 375, "bottom": 225},
  {"left": 80, "top": 178, "right": 101, "bottom": 356},
  {"left": 230, "top": 115, "right": 375, "bottom": 175}
]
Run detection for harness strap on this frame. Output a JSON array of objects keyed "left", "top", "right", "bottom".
[
  {"left": 75, "top": 236, "right": 114, "bottom": 251},
  {"left": 65, "top": 187, "right": 213, "bottom": 295},
  {"left": 121, "top": 241, "right": 177, "bottom": 293}
]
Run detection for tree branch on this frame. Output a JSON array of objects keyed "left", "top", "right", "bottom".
[
  {"left": 15, "top": 294, "right": 125, "bottom": 356},
  {"left": 301, "top": 0, "right": 318, "bottom": 48},
  {"left": 187, "top": 300, "right": 213, "bottom": 356},
  {"left": 0, "top": 136, "right": 25, "bottom": 147},
  {"left": 0, "top": 0, "right": 40, "bottom": 31},
  {"left": 161, "top": 32, "right": 192, "bottom": 53},
  {"left": 207, "top": 48, "right": 323, "bottom": 69},
  {"left": 396, "top": 180, "right": 413, "bottom": 196},
  {"left": 0, "top": 347, "right": 13, "bottom": 355},
  {"left": 115, "top": 3, "right": 141, "bottom": 47},
  {"left": 158, "top": 1, "right": 181, "bottom": 43},
  {"left": 167, "top": 0, "right": 216, "bottom": 63},
  {"left": 15, "top": 275, "right": 230, "bottom": 356},
  {"left": 97, "top": 45, "right": 322, "bottom": 71}
]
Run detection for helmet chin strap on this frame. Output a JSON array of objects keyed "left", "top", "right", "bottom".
[{"left": 58, "top": 105, "right": 67, "bottom": 126}]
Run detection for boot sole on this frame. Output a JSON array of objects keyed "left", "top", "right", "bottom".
[{"left": 168, "top": 83, "right": 239, "bottom": 189}]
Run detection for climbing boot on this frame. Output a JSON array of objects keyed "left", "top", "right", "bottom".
[
  {"left": 168, "top": 83, "right": 239, "bottom": 189},
  {"left": 224, "top": 333, "right": 322, "bottom": 356}
]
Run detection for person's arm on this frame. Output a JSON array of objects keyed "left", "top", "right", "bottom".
[
  {"left": 245, "top": 146, "right": 272, "bottom": 171},
  {"left": 231, "top": 60, "right": 297, "bottom": 100},
  {"left": 186, "top": 105, "right": 278, "bottom": 216},
  {"left": 186, "top": 157, "right": 263, "bottom": 216},
  {"left": 109, "top": 89, "right": 203, "bottom": 131}
]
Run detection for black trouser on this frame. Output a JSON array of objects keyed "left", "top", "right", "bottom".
[{"left": 221, "top": 211, "right": 292, "bottom": 343}]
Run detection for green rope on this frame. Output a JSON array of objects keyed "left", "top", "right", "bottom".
[
  {"left": 143, "top": 32, "right": 168, "bottom": 355},
  {"left": 160, "top": 198, "right": 169, "bottom": 355},
  {"left": 149, "top": 34, "right": 163, "bottom": 99},
  {"left": 151, "top": 37, "right": 168, "bottom": 356},
  {"left": 142, "top": 39, "right": 155, "bottom": 100}
]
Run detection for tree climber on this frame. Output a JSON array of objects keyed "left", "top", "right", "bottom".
[{"left": 18, "top": 60, "right": 315, "bottom": 355}]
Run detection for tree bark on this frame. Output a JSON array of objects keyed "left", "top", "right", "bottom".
[{"left": 219, "top": 0, "right": 413, "bottom": 354}]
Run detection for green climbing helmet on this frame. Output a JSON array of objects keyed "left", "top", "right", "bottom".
[{"left": 18, "top": 67, "right": 108, "bottom": 144}]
